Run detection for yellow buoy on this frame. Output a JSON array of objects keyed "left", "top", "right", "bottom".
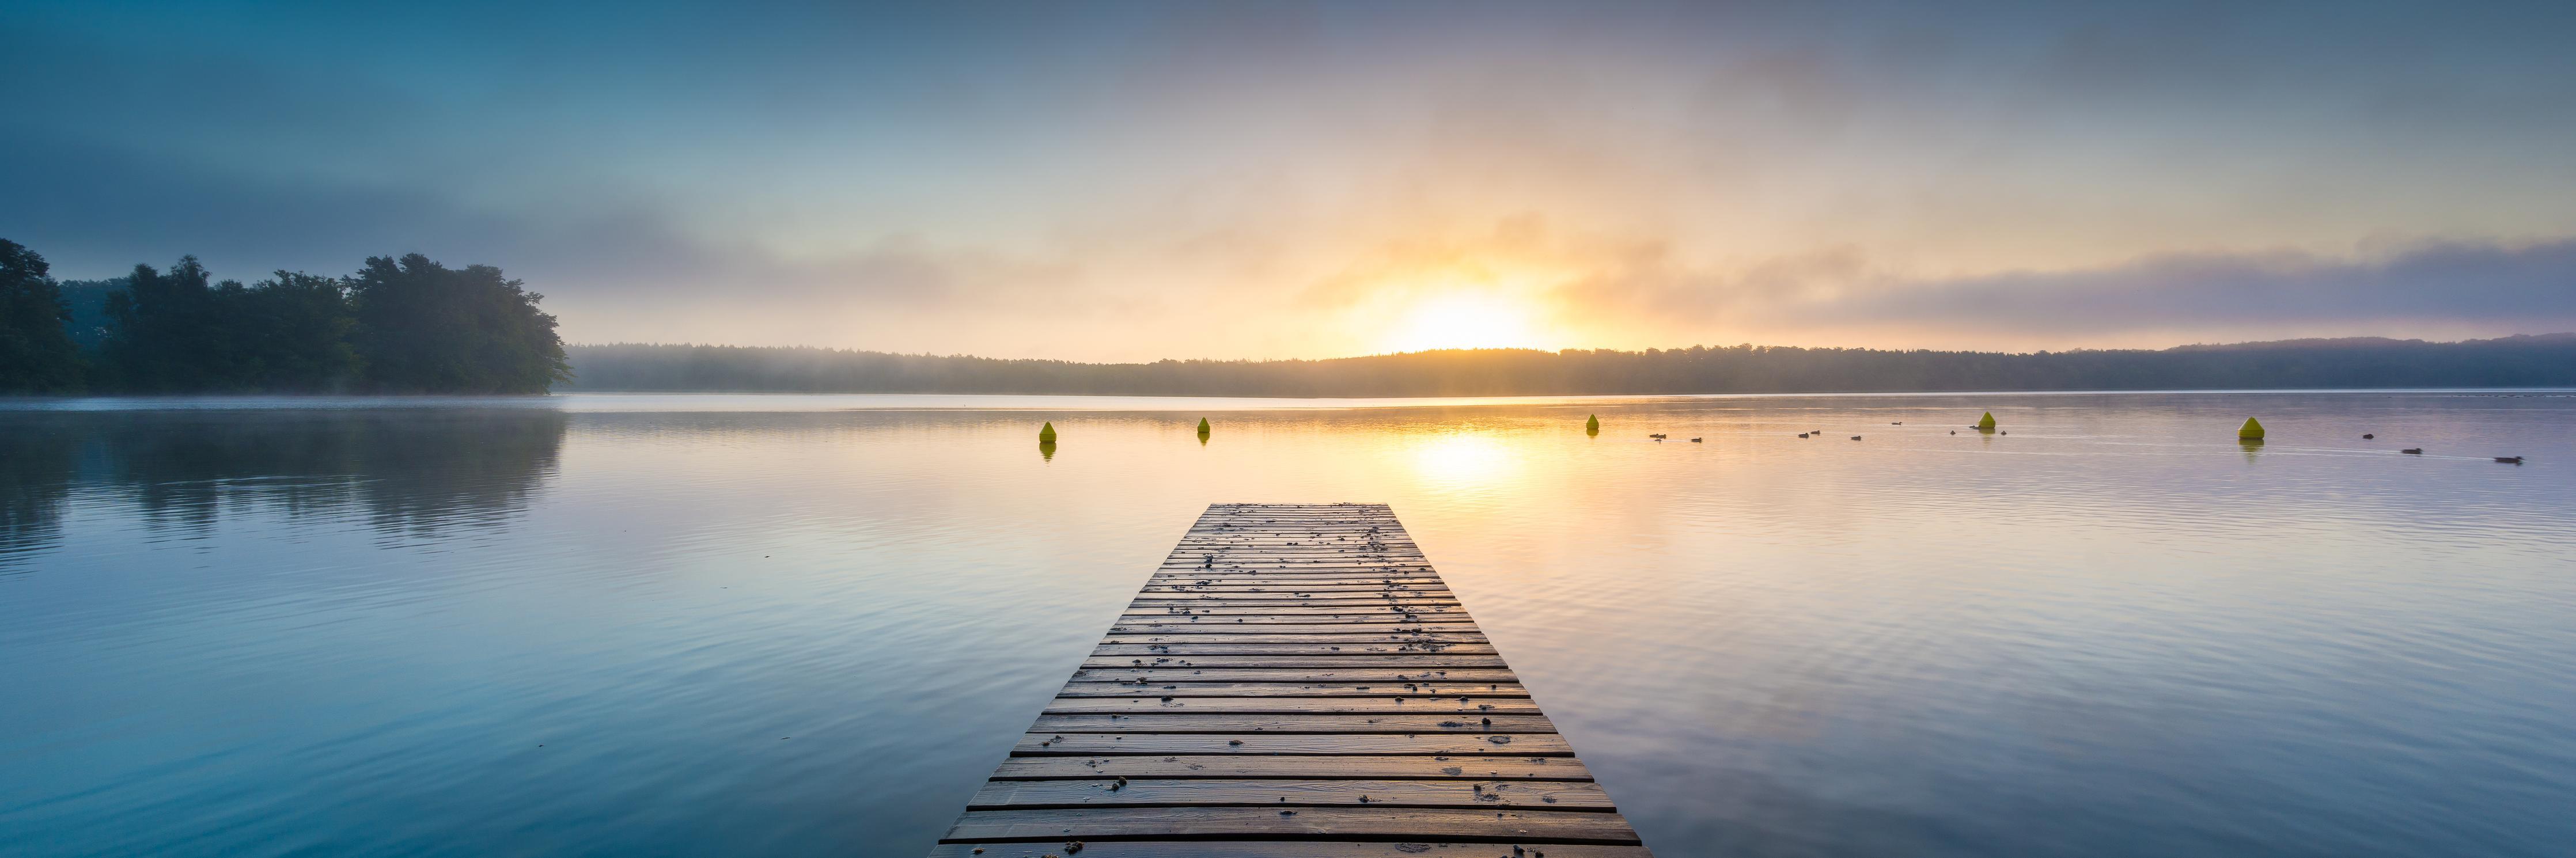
[
  {"left": 1196, "top": 417, "right": 1210, "bottom": 434},
  {"left": 2238, "top": 417, "right": 2265, "bottom": 440},
  {"left": 1585, "top": 414, "right": 1600, "bottom": 436},
  {"left": 1975, "top": 412, "right": 1997, "bottom": 431},
  {"left": 1038, "top": 422, "right": 1057, "bottom": 443}
]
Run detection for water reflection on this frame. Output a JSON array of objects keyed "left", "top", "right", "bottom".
[
  {"left": 0, "top": 421, "right": 79, "bottom": 561},
  {"left": 0, "top": 408, "right": 566, "bottom": 564},
  {"left": 1, "top": 392, "right": 2571, "bottom": 857},
  {"left": 1408, "top": 429, "right": 1522, "bottom": 492}
]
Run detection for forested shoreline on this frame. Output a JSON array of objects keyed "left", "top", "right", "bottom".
[
  {"left": 563, "top": 335, "right": 2576, "bottom": 397},
  {"left": 13, "top": 234, "right": 2575, "bottom": 398},
  {"left": 1, "top": 238, "right": 567, "bottom": 394}
]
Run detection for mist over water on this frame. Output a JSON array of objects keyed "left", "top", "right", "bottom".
[{"left": 3, "top": 392, "right": 2571, "bottom": 856}]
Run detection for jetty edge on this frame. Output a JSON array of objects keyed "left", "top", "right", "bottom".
[{"left": 925, "top": 502, "right": 1653, "bottom": 857}]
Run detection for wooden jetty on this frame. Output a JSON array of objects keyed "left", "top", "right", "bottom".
[{"left": 927, "top": 503, "right": 1653, "bottom": 857}]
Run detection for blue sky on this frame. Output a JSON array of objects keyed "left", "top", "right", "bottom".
[{"left": 5, "top": 1, "right": 2573, "bottom": 359}]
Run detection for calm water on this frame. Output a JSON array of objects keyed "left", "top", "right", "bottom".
[{"left": 3, "top": 392, "right": 2572, "bottom": 857}]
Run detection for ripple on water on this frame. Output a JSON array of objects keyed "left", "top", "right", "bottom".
[{"left": 1, "top": 392, "right": 2571, "bottom": 856}]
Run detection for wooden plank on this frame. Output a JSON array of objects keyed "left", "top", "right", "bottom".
[
  {"left": 926, "top": 503, "right": 1647, "bottom": 854},
  {"left": 1104, "top": 627, "right": 1483, "bottom": 636},
  {"left": 1103, "top": 626, "right": 1473, "bottom": 639},
  {"left": 1080, "top": 655, "right": 1511, "bottom": 669},
  {"left": 1157, "top": 565, "right": 1426, "bottom": 571},
  {"left": 1137, "top": 583, "right": 1453, "bottom": 591},
  {"left": 1067, "top": 669, "right": 1513, "bottom": 682},
  {"left": 1087, "top": 644, "right": 1494, "bottom": 656},
  {"left": 1160, "top": 557, "right": 1427, "bottom": 562},
  {"left": 1108, "top": 627, "right": 1479, "bottom": 636},
  {"left": 1099, "top": 635, "right": 1490, "bottom": 646},
  {"left": 1126, "top": 599, "right": 1465, "bottom": 609},
  {"left": 1175, "top": 535, "right": 1411, "bottom": 539},
  {"left": 966, "top": 778, "right": 1616, "bottom": 810},
  {"left": 1145, "top": 578, "right": 1445, "bottom": 585},
  {"left": 1120, "top": 614, "right": 1467, "bottom": 621},
  {"left": 1041, "top": 694, "right": 1541, "bottom": 715},
  {"left": 1014, "top": 732, "right": 1569, "bottom": 756},
  {"left": 1144, "top": 578, "right": 1445, "bottom": 585},
  {"left": 986, "top": 754, "right": 1594, "bottom": 781},
  {"left": 1105, "top": 624, "right": 1482, "bottom": 636},
  {"left": 1153, "top": 568, "right": 1439, "bottom": 574},
  {"left": 1107, "top": 626, "right": 1473, "bottom": 631},
  {"left": 1128, "top": 600, "right": 1473, "bottom": 608},
  {"left": 1122, "top": 606, "right": 1460, "bottom": 614},
  {"left": 929, "top": 843, "right": 1654, "bottom": 858},
  {"left": 1133, "top": 593, "right": 1473, "bottom": 598},
  {"left": 1112, "top": 605, "right": 1463, "bottom": 610},
  {"left": 1103, "top": 618, "right": 1473, "bottom": 626},
  {"left": 1160, "top": 555, "right": 1423, "bottom": 560},
  {"left": 1143, "top": 581, "right": 1445, "bottom": 588},
  {"left": 1058, "top": 681, "right": 1528, "bottom": 698},
  {"left": 941, "top": 807, "right": 1642, "bottom": 844},
  {"left": 1026, "top": 713, "right": 1553, "bottom": 733},
  {"left": 1147, "top": 575, "right": 1438, "bottom": 580},
  {"left": 1176, "top": 546, "right": 1415, "bottom": 551},
  {"left": 1096, "top": 644, "right": 1491, "bottom": 656},
  {"left": 1146, "top": 576, "right": 1440, "bottom": 582}
]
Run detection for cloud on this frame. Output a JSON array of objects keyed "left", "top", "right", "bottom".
[
  {"left": 10, "top": 2, "right": 2576, "bottom": 359},
  {"left": 1838, "top": 239, "right": 2576, "bottom": 333},
  {"left": 0, "top": 131, "right": 1130, "bottom": 356},
  {"left": 1537, "top": 236, "right": 2576, "bottom": 347}
]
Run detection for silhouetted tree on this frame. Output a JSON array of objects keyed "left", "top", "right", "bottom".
[
  {"left": 348, "top": 254, "right": 567, "bottom": 394},
  {"left": 100, "top": 257, "right": 361, "bottom": 392},
  {"left": 101, "top": 256, "right": 237, "bottom": 391},
  {"left": 0, "top": 238, "right": 86, "bottom": 393},
  {"left": 238, "top": 271, "right": 361, "bottom": 390},
  {"left": 54, "top": 277, "right": 123, "bottom": 351}
]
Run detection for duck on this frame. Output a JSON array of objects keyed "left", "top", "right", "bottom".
[
  {"left": 2495, "top": 456, "right": 2524, "bottom": 464},
  {"left": 1850, "top": 435, "right": 1863, "bottom": 441},
  {"left": 2362, "top": 434, "right": 2374, "bottom": 439},
  {"left": 1648, "top": 433, "right": 1667, "bottom": 439},
  {"left": 1689, "top": 437, "right": 1703, "bottom": 443},
  {"left": 1797, "top": 432, "right": 1809, "bottom": 439},
  {"left": 2400, "top": 448, "right": 2423, "bottom": 455},
  {"left": 1891, "top": 422, "right": 1903, "bottom": 425}
]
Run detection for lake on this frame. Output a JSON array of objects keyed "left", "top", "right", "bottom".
[{"left": 3, "top": 391, "right": 2571, "bottom": 857}]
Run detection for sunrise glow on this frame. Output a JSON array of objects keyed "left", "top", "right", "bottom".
[{"left": 1380, "top": 292, "right": 1555, "bottom": 354}]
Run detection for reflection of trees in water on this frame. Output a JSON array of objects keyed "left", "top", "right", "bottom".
[
  {"left": 0, "top": 408, "right": 568, "bottom": 559},
  {"left": 1, "top": 422, "right": 81, "bottom": 560}
]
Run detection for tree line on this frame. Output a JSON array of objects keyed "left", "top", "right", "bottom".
[
  {"left": 14, "top": 229, "right": 2574, "bottom": 397},
  {"left": 1, "top": 238, "right": 567, "bottom": 394},
  {"left": 564, "top": 334, "right": 2576, "bottom": 397}
]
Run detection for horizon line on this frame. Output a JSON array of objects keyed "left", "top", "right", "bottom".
[{"left": 561, "top": 331, "right": 2576, "bottom": 365}]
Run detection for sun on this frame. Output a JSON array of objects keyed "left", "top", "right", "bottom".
[{"left": 1382, "top": 292, "right": 1547, "bottom": 353}]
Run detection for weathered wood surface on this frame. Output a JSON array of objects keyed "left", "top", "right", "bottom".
[
  {"left": 929, "top": 844, "right": 1652, "bottom": 858},
  {"left": 989, "top": 754, "right": 1595, "bottom": 781},
  {"left": 930, "top": 503, "right": 1649, "bottom": 855}
]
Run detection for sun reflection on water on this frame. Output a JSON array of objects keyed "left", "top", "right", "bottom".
[{"left": 1401, "top": 428, "right": 1527, "bottom": 492}]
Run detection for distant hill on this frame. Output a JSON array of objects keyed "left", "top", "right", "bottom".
[{"left": 561, "top": 334, "right": 2576, "bottom": 396}]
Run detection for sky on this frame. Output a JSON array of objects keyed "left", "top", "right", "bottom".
[{"left": 5, "top": 0, "right": 2574, "bottom": 361}]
